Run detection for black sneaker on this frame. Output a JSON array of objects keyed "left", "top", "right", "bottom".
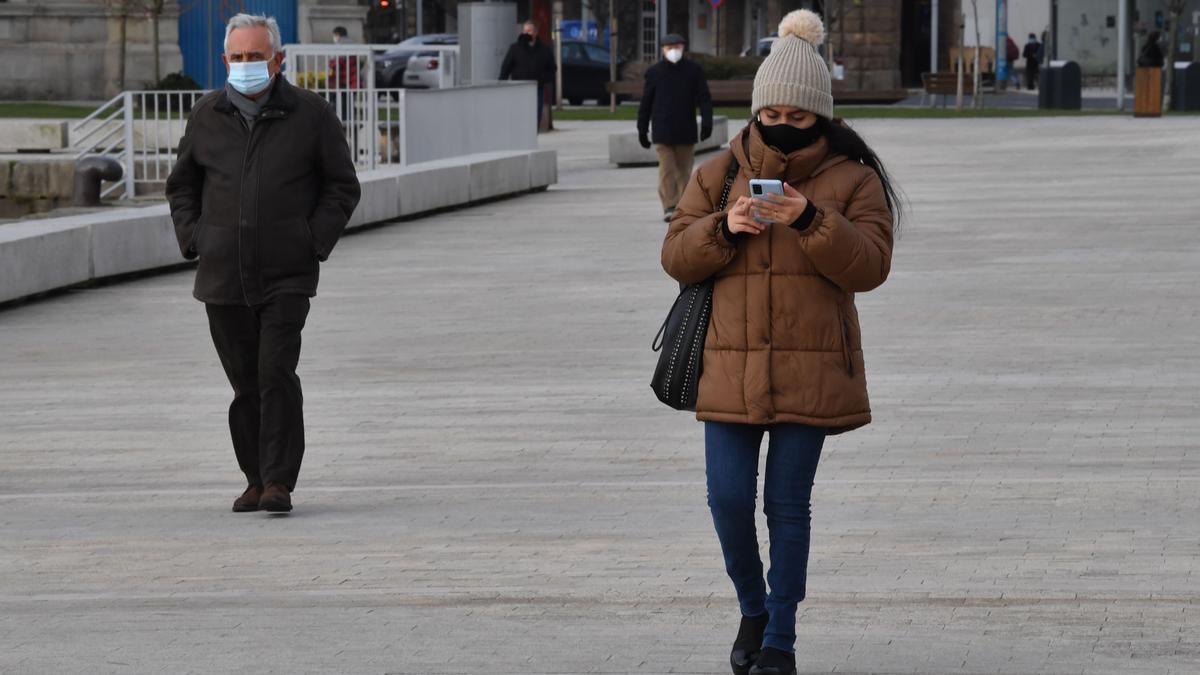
[
  {"left": 749, "top": 647, "right": 796, "bottom": 675},
  {"left": 730, "top": 613, "right": 769, "bottom": 675}
]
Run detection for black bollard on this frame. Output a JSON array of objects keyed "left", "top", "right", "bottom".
[{"left": 73, "top": 156, "right": 124, "bottom": 207}]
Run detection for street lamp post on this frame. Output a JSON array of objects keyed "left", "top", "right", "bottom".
[
  {"left": 1117, "top": 0, "right": 1128, "bottom": 111},
  {"left": 931, "top": 0, "right": 939, "bottom": 73}
]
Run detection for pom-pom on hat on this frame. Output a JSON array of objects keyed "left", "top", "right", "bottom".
[{"left": 752, "top": 9, "right": 833, "bottom": 119}]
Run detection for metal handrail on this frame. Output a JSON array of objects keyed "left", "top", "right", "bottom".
[{"left": 70, "top": 92, "right": 124, "bottom": 134}]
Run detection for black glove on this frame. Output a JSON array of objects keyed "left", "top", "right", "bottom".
[
  {"left": 638, "top": 131, "right": 652, "bottom": 149},
  {"left": 700, "top": 122, "right": 713, "bottom": 141}
]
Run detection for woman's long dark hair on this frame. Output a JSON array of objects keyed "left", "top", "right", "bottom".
[{"left": 820, "top": 117, "right": 904, "bottom": 225}]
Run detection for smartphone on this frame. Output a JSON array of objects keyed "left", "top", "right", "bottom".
[
  {"left": 749, "top": 179, "right": 785, "bottom": 198},
  {"left": 749, "top": 179, "right": 785, "bottom": 225}
]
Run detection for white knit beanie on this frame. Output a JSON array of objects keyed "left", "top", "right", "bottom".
[{"left": 752, "top": 10, "right": 833, "bottom": 119}]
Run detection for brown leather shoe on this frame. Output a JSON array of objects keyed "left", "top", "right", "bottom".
[
  {"left": 232, "top": 485, "right": 263, "bottom": 512},
  {"left": 258, "top": 483, "right": 292, "bottom": 512}
]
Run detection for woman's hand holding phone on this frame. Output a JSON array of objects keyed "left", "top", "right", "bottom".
[
  {"left": 727, "top": 196, "right": 765, "bottom": 235},
  {"left": 752, "top": 183, "right": 809, "bottom": 226}
]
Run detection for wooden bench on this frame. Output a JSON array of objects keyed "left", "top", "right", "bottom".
[{"left": 921, "top": 72, "right": 976, "bottom": 107}]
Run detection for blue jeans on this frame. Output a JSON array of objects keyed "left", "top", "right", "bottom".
[{"left": 705, "top": 421, "right": 826, "bottom": 653}]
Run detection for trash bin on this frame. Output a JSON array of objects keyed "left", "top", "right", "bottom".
[
  {"left": 1171, "top": 61, "right": 1200, "bottom": 111},
  {"left": 1038, "top": 60, "right": 1082, "bottom": 110},
  {"left": 1134, "top": 67, "right": 1164, "bottom": 117}
]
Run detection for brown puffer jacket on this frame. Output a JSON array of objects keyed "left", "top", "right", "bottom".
[{"left": 661, "top": 123, "right": 893, "bottom": 433}]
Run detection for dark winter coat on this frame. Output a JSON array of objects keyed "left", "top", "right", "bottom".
[
  {"left": 499, "top": 37, "right": 557, "bottom": 85},
  {"left": 1138, "top": 40, "right": 1165, "bottom": 68},
  {"left": 637, "top": 58, "right": 714, "bottom": 146},
  {"left": 1022, "top": 41, "right": 1043, "bottom": 66},
  {"left": 166, "top": 76, "right": 361, "bottom": 306},
  {"left": 661, "top": 124, "right": 894, "bottom": 432}
]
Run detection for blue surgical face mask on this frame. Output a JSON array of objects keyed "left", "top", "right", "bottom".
[{"left": 228, "top": 60, "right": 273, "bottom": 95}]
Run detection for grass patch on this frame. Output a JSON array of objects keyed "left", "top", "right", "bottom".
[
  {"left": 0, "top": 103, "right": 99, "bottom": 119},
  {"left": 552, "top": 105, "right": 1128, "bottom": 121}
]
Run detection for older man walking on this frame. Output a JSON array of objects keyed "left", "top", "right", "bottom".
[
  {"left": 166, "top": 13, "right": 361, "bottom": 513},
  {"left": 637, "top": 33, "right": 713, "bottom": 222}
]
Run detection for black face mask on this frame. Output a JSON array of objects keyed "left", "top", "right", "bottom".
[
  {"left": 519, "top": 34, "right": 534, "bottom": 45},
  {"left": 756, "top": 119, "right": 824, "bottom": 155}
]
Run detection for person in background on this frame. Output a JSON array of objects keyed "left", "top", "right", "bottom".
[
  {"left": 1138, "top": 31, "right": 1165, "bottom": 68},
  {"left": 637, "top": 33, "right": 714, "bottom": 223},
  {"left": 1006, "top": 35, "right": 1021, "bottom": 89},
  {"left": 1023, "top": 33, "right": 1042, "bottom": 90},
  {"left": 499, "top": 21, "right": 557, "bottom": 129},
  {"left": 329, "top": 25, "right": 359, "bottom": 122}
]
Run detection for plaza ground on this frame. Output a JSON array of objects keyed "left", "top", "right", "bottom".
[{"left": 1, "top": 116, "right": 1198, "bottom": 674}]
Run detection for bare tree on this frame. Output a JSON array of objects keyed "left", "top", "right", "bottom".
[
  {"left": 101, "top": 0, "right": 136, "bottom": 91},
  {"left": 1162, "top": 0, "right": 1185, "bottom": 109},
  {"left": 144, "top": 0, "right": 166, "bottom": 84},
  {"left": 814, "top": 0, "right": 848, "bottom": 71},
  {"left": 956, "top": 9, "right": 966, "bottom": 111},
  {"left": 970, "top": 0, "right": 982, "bottom": 108}
]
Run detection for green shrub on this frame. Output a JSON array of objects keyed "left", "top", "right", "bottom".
[{"left": 152, "top": 72, "right": 202, "bottom": 91}]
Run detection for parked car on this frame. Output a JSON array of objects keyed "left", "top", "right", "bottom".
[
  {"left": 404, "top": 50, "right": 454, "bottom": 89},
  {"left": 561, "top": 40, "right": 625, "bottom": 105},
  {"left": 375, "top": 33, "right": 457, "bottom": 89},
  {"left": 741, "top": 36, "right": 777, "bottom": 57},
  {"left": 740, "top": 35, "right": 824, "bottom": 59}
]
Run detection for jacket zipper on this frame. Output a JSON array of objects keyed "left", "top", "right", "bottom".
[{"left": 235, "top": 113, "right": 255, "bottom": 306}]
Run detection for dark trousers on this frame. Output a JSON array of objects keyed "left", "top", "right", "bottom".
[
  {"left": 1025, "top": 61, "right": 1039, "bottom": 90},
  {"left": 536, "top": 82, "right": 544, "bottom": 126},
  {"left": 705, "top": 421, "right": 826, "bottom": 653},
  {"left": 206, "top": 295, "right": 310, "bottom": 490}
]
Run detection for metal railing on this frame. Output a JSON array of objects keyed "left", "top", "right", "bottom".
[
  {"left": 70, "top": 91, "right": 207, "bottom": 200},
  {"left": 68, "top": 43, "right": 465, "bottom": 200}
]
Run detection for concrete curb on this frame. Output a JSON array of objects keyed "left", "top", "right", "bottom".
[
  {"left": 0, "top": 148, "right": 557, "bottom": 306},
  {"left": 608, "top": 116, "right": 729, "bottom": 167}
]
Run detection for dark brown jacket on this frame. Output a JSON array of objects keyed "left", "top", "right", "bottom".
[
  {"left": 661, "top": 123, "right": 893, "bottom": 433},
  {"left": 166, "top": 77, "right": 361, "bottom": 306}
]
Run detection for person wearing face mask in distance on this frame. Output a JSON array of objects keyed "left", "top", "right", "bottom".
[
  {"left": 661, "top": 10, "right": 899, "bottom": 675},
  {"left": 637, "top": 33, "right": 714, "bottom": 222},
  {"left": 499, "top": 21, "right": 557, "bottom": 129},
  {"left": 166, "top": 13, "right": 361, "bottom": 514},
  {"left": 328, "top": 26, "right": 360, "bottom": 123}
]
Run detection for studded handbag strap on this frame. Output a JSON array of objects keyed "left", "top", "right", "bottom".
[{"left": 718, "top": 155, "right": 740, "bottom": 211}]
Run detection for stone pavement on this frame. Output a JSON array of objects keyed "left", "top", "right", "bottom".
[{"left": 1, "top": 117, "right": 1198, "bottom": 675}]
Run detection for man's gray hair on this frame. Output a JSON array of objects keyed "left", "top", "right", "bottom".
[{"left": 224, "top": 13, "right": 282, "bottom": 54}]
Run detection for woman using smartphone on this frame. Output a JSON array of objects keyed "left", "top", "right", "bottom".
[{"left": 660, "top": 10, "right": 900, "bottom": 675}]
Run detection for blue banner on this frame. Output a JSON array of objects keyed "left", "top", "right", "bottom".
[
  {"left": 560, "top": 20, "right": 611, "bottom": 49},
  {"left": 995, "top": 0, "right": 1009, "bottom": 84}
]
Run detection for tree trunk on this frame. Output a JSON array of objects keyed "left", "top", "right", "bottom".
[
  {"left": 152, "top": 5, "right": 162, "bottom": 84},
  {"left": 956, "top": 17, "right": 965, "bottom": 111},
  {"left": 971, "top": 0, "right": 981, "bottom": 108},
  {"left": 118, "top": 11, "right": 128, "bottom": 91},
  {"left": 1162, "top": 4, "right": 1183, "bottom": 110}
]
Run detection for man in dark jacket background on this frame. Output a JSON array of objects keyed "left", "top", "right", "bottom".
[
  {"left": 499, "top": 21, "right": 557, "bottom": 128},
  {"left": 638, "top": 34, "right": 713, "bottom": 222},
  {"left": 166, "top": 13, "right": 361, "bottom": 514},
  {"left": 1022, "top": 33, "right": 1042, "bottom": 90}
]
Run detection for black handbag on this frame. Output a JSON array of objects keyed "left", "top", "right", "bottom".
[{"left": 651, "top": 156, "right": 740, "bottom": 411}]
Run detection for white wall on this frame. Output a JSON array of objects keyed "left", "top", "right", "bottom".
[
  {"left": 401, "top": 82, "right": 537, "bottom": 165},
  {"left": 962, "top": 0, "right": 1051, "bottom": 48},
  {"left": 460, "top": 2, "right": 518, "bottom": 83}
]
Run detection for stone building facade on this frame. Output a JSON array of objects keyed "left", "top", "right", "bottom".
[
  {"left": 0, "top": 0, "right": 184, "bottom": 100},
  {"left": 0, "top": 0, "right": 365, "bottom": 101}
]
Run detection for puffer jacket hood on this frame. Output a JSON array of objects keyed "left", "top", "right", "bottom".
[{"left": 661, "top": 122, "right": 894, "bottom": 432}]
